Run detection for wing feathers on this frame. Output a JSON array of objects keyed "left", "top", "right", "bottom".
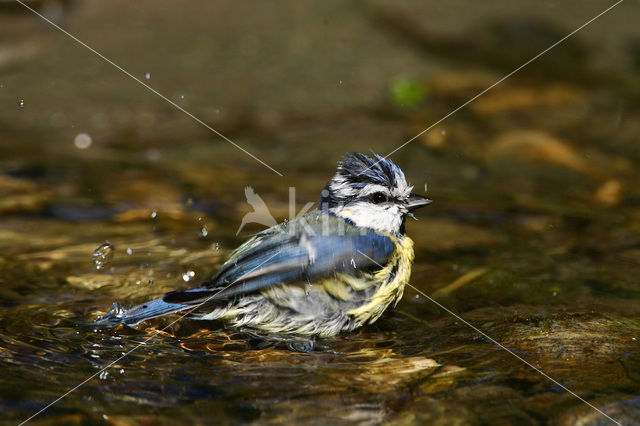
[{"left": 164, "top": 214, "right": 395, "bottom": 305}]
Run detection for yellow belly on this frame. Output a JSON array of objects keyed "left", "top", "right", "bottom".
[
  {"left": 211, "top": 234, "right": 415, "bottom": 336},
  {"left": 346, "top": 234, "right": 414, "bottom": 324}
]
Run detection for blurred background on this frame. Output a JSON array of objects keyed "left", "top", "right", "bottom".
[{"left": 1, "top": 0, "right": 640, "bottom": 424}]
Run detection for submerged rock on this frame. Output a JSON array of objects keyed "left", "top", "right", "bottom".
[
  {"left": 556, "top": 395, "right": 640, "bottom": 425},
  {"left": 0, "top": 175, "right": 52, "bottom": 215},
  {"left": 487, "top": 130, "right": 592, "bottom": 174},
  {"left": 471, "top": 85, "right": 583, "bottom": 115},
  {"left": 430, "top": 70, "right": 499, "bottom": 99},
  {"left": 593, "top": 179, "right": 623, "bottom": 207},
  {"left": 500, "top": 312, "right": 640, "bottom": 364}
]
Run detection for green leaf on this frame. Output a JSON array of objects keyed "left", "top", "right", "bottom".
[{"left": 390, "top": 77, "right": 427, "bottom": 108}]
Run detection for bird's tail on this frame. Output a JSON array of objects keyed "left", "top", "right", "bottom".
[{"left": 95, "top": 297, "right": 191, "bottom": 326}]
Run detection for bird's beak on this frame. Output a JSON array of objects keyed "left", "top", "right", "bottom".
[{"left": 406, "top": 193, "right": 432, "bottom": 212}]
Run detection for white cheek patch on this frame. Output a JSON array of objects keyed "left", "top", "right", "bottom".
[{"left": 334, "top": 202, "right": 403, "bottom": 234}]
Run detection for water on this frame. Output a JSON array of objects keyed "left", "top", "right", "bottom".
[
  {"left": 93, "top": 242, "right": 114, "bottom": 270},
  {"left": 73, "top": 133, "right": 92, "bottom": 150},
  {"left": 1, "top": 1, "right": 639, "bottom": 424}
]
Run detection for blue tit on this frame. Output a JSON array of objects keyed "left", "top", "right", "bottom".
[{"left": 97, "top": 152, "right": 431, "bottom": 337}]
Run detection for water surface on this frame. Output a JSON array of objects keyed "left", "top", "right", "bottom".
[{"left": 1, "top": 1, "right": 640, "bottom": 424}]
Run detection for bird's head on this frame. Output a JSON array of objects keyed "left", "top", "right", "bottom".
[{"left": 320, "top": 152, "right": 431, "bottom": 235}]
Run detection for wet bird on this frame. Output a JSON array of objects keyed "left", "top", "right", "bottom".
[{"left": 97, "top": 152, "right": 431, "bottom": 337}]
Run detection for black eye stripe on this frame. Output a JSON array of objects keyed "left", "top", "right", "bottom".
[{"left": 348, "top": 193, "right": 400, "bottom": 204}]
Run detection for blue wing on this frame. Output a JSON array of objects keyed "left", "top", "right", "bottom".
[
  {"left": 162, "top": 213, "right": 394, "bottom": 304},
  {"left": 96, "top": 213, "right": 394, "bottom": 326}
]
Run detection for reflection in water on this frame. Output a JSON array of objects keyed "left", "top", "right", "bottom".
[{"left": 1, "top": 1, "right": 640, "bottom": 424}]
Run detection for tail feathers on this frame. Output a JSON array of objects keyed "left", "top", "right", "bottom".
[
  {"left": 162, "top": 288, "right": 217, "bottom": 304},
  {"left": 95, "top": 297, "right": 191, "bottom": 326}
]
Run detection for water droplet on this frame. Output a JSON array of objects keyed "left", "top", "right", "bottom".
[
  {"left": 180, "top": 94, "right": 185, "bottom": 99},
  {"left": 119, "top": 369, "right": 125, "bottom": 374},
  {"left": 211, "top": 242, "right": 220, "bottom": 251},
  {"left": 99, "top": 371, "right": 109, "bottom": 380},
  {"left": 199, "top": 224, "right": 208, "bottom": 238},
  {"left": 74, "top": 133, "right": 92, "bottom": 149},
  {"left": 148, "top": 279, "right": 154, "bottom": 285},
  {"left": 150, "top": 209, "right": 157, "bottom": 219},
  {"left": 19, "top": 99, "right": 24, "bottom": 108},
  {"left": 145, "top": 148, "right": 161, "bottom": 162},
  {"left": 440, "top": 129, "right": 446, "bottom": 135},
  {"left": 182, "top": 270, "right": 196, "bottom": 282},
  {"left": 93, "top": 242, "right": 114, "bottom": 269},
  {"left": 126, "top": 247, "right": 133, "bottom": 255},
  {"left": 424, "top": 182, "right": 428, "bottom": 194},
  {"left": 145, "top": 72, "right": 150, "bottom": 80},
  {"left": 552, "top": 291, "right": 558, "bottom": 297}
]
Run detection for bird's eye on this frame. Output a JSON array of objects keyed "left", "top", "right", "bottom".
[{"left": 370, "top": 192, "right": 388, "bottom": 204}]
